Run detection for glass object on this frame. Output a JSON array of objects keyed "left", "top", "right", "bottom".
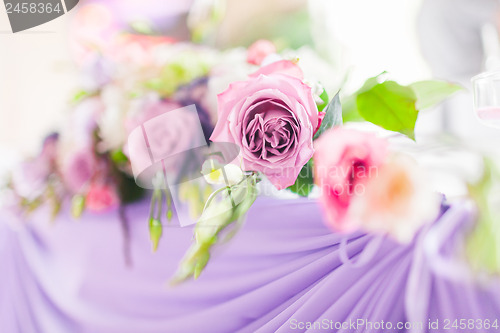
[{"left": 472, "top": 71, "right": 500, "bottom": 128}]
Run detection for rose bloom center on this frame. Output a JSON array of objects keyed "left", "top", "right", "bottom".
[{"left": 243, "top": 99, "right": 299, "bottom": 160}]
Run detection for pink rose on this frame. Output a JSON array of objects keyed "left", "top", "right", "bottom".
[
  {"left": 58, "top": 97, "right": 102, "bottom": 194},
  {"left": 247, "top": 39, "right": 277, "bottom": 65},
  {"left": 210, "top": 60, "right": 319, "bottom": 189},
  {"left": 61, "top": 149, "right": 97, "bottom": 193},
  {"left": 314, "top": 128, "right": 388, "bottom": 231},
  {"left": 85, "top": 183, "right": 119, "bottom": 212}
]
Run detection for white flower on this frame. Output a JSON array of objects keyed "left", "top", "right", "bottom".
[
  {"left": 201, "top": 159, "right": 244, "bottom": 186},
  {"left": 97, "top": 85, "right": 130, "bottom": 152},
  {"left": 204, "top": 48, "right": 254, "bottom": 122},
  {"left": 282, "top": 46, "right": 339, "bottom": 95},
  {"left": 349, "top": 154, "right": 441, "bottom": 243}
]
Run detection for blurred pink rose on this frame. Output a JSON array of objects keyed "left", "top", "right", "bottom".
[
  {"left": 314, "top": 128, "right": 388, "bottom": 231},
  {"left": 12, "top": 134, "right": 59, "bottom": 199},
  {"left": 125, "top": 97, "right": 182, "bottom": 136},
  {"left": 107, "top": 34, "right": 175, "bottom": 66},
  {"left": 70, "top": 0, "right": 184, "bottom": 64},
  {"left": 125, "top": 98, "right": 200, "bottom": 162},
  {"left": 250, "top": 59, "right": 304, "bottom": 80},
  {"left": 126, "top": 98, "right": 205, "bottom": 185},
  {"left": 247, "top": 40, "right": 277, "bottom": 65},
  {"left": 58, "top": 98, "right": 101, "bottom": 193},
  {"left": 85, "top": 183, "right": 119, "bottom": 212},
  {"left": 39, "top": 134, "right": 59, "bottom": 163},
  {"left": 61, "top": 149, "right": 97, "bottom": 194},
  {"left": 210, "top": 60, "right": 319, "bottom": 190}
]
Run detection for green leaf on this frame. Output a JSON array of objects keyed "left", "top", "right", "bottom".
[
  {"left": 357, "top": 76, "right": 380, "bottom": 94},
  {"left": 110, "top": 149, "right": 129, "bottom": 164},
  {"left": 288, "top": 159, "right": 314, "bottom": 197},
  {"left": 341, "top": 76, "right": 461, "bottom": 138},
  {"left": 341, "top": 94, "right": 363, "bottom": 122},
  {"left": 341, "top": 75, "right": 382, "bottom": 123},
  {"left": 144, "top": 55, "right": 212, "bottom": 97},
  {"left": 316, "top": 88, "right": 329, "bottom": 113},
  {"left": 313, "top": 91, "right": 342, "bottom": 140},
  {"left": 357, "top": 80, "right": 418, "bottom": 140},
  {"left": 410, "top": 80, "right": 462, "bottom": 110}
]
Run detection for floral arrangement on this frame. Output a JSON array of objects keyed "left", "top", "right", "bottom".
[{"left": 4, "top": 31, "right": 465, "bottom": 283}]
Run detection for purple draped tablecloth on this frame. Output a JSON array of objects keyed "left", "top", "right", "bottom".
[{"left": 0, "top": 197, "right": 499, "bottom": 333}]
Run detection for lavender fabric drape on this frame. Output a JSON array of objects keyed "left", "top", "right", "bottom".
[{"left": 0, "top": 197, "right": 499, "bottom": 333}]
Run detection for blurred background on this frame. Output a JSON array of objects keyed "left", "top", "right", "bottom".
[{"left": 1, "top": 0, "right": 500, "bottom": 172}]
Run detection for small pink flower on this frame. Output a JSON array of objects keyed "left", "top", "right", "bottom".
[
  {"left": 315, "top": 112, "right": 326, "bottom": 136},
  {"left": 85, "top": 183, "right": 119, "bottom": 212},
  {"left": 247, "top": 40, "right": 277, "bottom": 65},
  {"left": 314, "top": 128, "right": 388, "bottom": 231},
  {"left": 250, "top": 59, "right": 304, "bottom": 80}
]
